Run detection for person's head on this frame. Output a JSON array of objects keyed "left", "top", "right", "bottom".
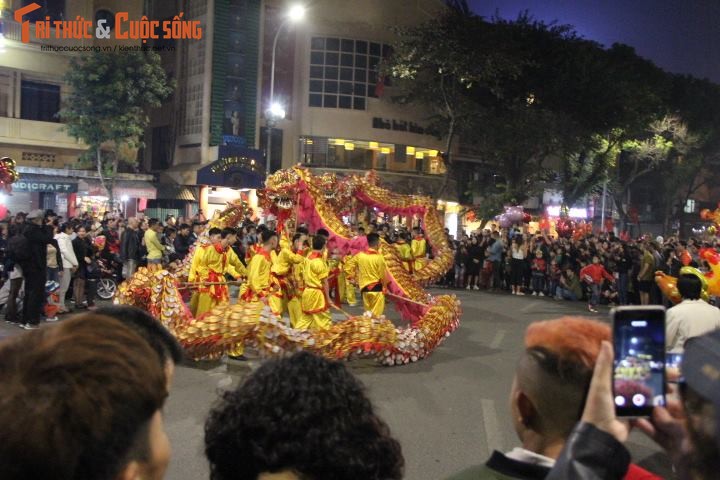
[
  {"left": 678, "top": 273, "right": 703, "bottom": 301},
  {"left": 204, "top": 351, "right": 403, "bottom": 480},
  {"left": 367, "top": 232, "right": 380, "bottom": 248},
  {"left": 192, "top": 221, "right": 204, "bottom": 235},
  {"left": 164, "top": 227, "right": 177, "bottom": 240},
  {"left": 565, "top": 267, "right": 574, "bottom": 277},
  {"left": 127, "top": 217, "right": 139, "bottom": 230},
  {"left": 26, "top": 209, "right": 44, "bottom": 226},
  {"left": 220, "top": 227, "right": 238, "bottom": 245},
  {"left": 0, "top": 314, "right": 170, "bottom": 480},
  {"left": 74, "top": 225, "right": 87, "bottom": 238},
  {"left": 592, "top": 255, "right": 600, "bottom": 264},
  {"left": 178, "top": 224, "right": 190, "bottom": 236},
  {"left": 208, "top": 227, "right": 222, "bottom": 242},
  {"left": 358, "top": 226, "right": 366, "bottom": 235},
  {"left": 94, "top": 305, "right": 183, "bottom": 391},
  {"left": 510, "top": 317, "right": 610, "bottom": 452},
  {"left": 292, "top": 232, "right": 306, "bottom": 251},
  {"left": 312, "top": 235, "right": 327, "bottom": 251},
  {"left": 59, "top": 222, "right": 73, "bottom": 235},
  {"left": 535, "top": 250, "right": 543, "bottom": 258},
  {"left": 148, "top": 218, "right": 162, "bottom": 232},
  {"left": 261, "top": 229, "right": 278, "bottom": 250},
  {"left": 316, "top": 228, "right": 329, "bottom": 240},
  {"left": 491, "top": 231, "right": 499, "bottom": 239}
]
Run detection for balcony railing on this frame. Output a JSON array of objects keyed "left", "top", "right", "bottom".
[{"left": 3, "top": 19, "right": 82, "bottom": 48}]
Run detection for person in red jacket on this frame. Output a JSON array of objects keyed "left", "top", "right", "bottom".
[
  {"left": 580, "top": 256, "right": 615, "bottom": 313},
  {"left": 530, "top": 250, "right": 547, "bottom": 296}
]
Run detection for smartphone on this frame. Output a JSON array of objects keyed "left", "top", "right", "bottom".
[{"left": 611, "top": 306, "right": 666, "bottom": 417}]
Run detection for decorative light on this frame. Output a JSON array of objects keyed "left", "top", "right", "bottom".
[
  {"left": 415, "top": 151, "right": 424, "bottom": 159},
  {"left": 120, "top": 195, "right": 129, "bottom": 202},
  {"left": 380, "top": 147, "right": 391, "bottom": 154},
  {"left": 305, "top": 138, "right": 314, "bottom": 145},
  {"left": 287, "top": 4, "right": 306, "bottom": 22},
  {"left": 406, "top": 146, "right": 415, "bottom": 155},
  {"left": 429, "top": 149, "right": 439, "bottom": 157},
  {"left": 369, "top": 141, "right": 379, "bottom": 149},
  {"left": 344, "top": 143, "right": 355, "bottom": 151},
  {"left": 334, "top": 138, "right": 345, "bottom": 146}
]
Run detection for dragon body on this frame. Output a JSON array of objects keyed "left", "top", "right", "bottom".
[{"left": 117, "top": 166, "right": 461, "bottom": 365}]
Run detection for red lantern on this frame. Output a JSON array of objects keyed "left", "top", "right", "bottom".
[{"left": 522, "top": 212, "right": 532, "bottom": 223}]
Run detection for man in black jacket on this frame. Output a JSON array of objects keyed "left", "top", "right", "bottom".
[
  {"left": 120, "top": 218, "right": 141, "bottom": 279},
  {"left": 19, "top": 209, "right": 53, "bottom": 329},
  {"left": 173, "top": 223, "right": 193, "bottom": 260}
]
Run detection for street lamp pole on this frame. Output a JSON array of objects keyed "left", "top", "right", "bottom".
[{"left": 265, "top": 5, "right": 305, "bottom": 180}]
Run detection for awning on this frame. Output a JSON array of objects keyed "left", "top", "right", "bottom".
[
  {"left": 13, "top": 174, "right": 78, "bottom": 193},
  {"left": 197, "top": 146, "right": 265, "bottom": 189},
  {"left": 155, "top": 184, "right": 197, "bottom": 201},
  {"left": 113, "top": 181, "right": 157, "bottom": 199}
]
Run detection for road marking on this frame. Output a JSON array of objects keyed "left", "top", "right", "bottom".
[
  {"left": 490, "top": 329, "right": 506, "bottom": 349},
  {"left": 480, "top": 398, "right": 503, "bottom": 453},
  {"left": 520, "top": 301, "right": 540, "bottom": 313}
]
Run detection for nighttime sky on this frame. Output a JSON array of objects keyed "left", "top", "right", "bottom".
[{"left": 468, "top": 0, "right": 720, "bottom": 83}]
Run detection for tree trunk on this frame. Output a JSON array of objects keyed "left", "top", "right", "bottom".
[
  {"left": 96, "top": 146, "right": 109, "bottom": 202},
  {"left": 434, "top": 118, "right": 456, "bottom": 201}
]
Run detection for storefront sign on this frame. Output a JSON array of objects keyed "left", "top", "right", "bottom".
[
  {"left": 14, "top": 181, "right": 77, "bottom": 193},
  {"left": 372, "top": 117, "right": 440, "bottom": 138},
  {"left": 197, "top": 146, "right": 265, "bottom": 189}
]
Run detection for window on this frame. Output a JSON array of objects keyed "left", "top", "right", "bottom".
[
  {"left": 21, "top": 81, "right": 60, "bottom": 122},
  {"left": 308, "top": 36, "right": 392, "bottom": 110},
  {"left": 685, "top": 199, "right": 696, "bottom": 214}
]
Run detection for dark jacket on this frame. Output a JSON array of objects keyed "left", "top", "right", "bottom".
[
  {"left": 546, "top": 422, "right": 630, "bottom": 480},
  {"left": 72, "top": 235, "right": 90, "bottom": 275},
  {"left": 174, "top": 233, "right": 193, "bottom": 260},
  {"left": 22, "top": 223, "right": 53, "bottom": 273},
  {"left": 445, "top": 451, "right": 549, "bottom": 479},
  {"left": 120, "top": 228, "right": 141, "bottom": 262}
]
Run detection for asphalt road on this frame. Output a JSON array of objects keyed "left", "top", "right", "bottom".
[{"left": 0, "top": 290, "right": 672, "bottom": 479}]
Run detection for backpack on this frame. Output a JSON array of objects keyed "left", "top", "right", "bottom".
[{"left": 7, "top": 234, "right": 30, "bottom": 263}]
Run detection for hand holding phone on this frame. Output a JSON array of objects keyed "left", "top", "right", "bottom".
[{"left": 612, "top": 306, "right": 666, "bottom": 417}]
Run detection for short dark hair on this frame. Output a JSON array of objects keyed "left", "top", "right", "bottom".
[
  {"left": 0, "top": 314, "right": 167, "bottom": 480},
  {"left": 261, "top": 229, "right": 277, "bottom": 244},
  {"left": 678, "top": 273, "right": 702, "bottom": 300},
  {"left": 208, "top": 227, "right": 222, "bottom": 237},
  {"left": 94, "top": 305, "right": 183, "bottom": 365},
  {"left": 221, "top": 227, "right": 237, "bottom": 239},
  {"left": 179, "top": 223, "right": 190, "bottom": 231},
  {"left": 292, "top": 233, "right": 304, "bottom": 243},
  {"left": 312, "top": 235, "right": 327, "bottom": 250},
  {"left": 296, "top": 226, "right": 309, "bottom": 235},
  {"left": 164, "top": 226, "right": 176, "bottom": 236},
  {"left": 316, "top": 228, "right": 329, "bottom": 238},
  {"left": 148, "top": 218, "right": 160, "bottom": 228},
  {"left": 204, "top": 352, "right": 404, "bottom": 480},
  {"left": 367, "top": 232, "right": 380, "bottom": 247}
]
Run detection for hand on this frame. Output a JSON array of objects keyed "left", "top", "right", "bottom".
[
  {"left": 581, "top": 341, "right": 630, "bottom": 443},
  {"left": 84, "top": 257, "right": 91, "bottom": 264},
  {"left": 635, "top": 400, "right": 691, "bottom": 468}
]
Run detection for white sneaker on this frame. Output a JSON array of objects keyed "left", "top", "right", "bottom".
[
  {"left": 532, "top": 292, "right": 537, "bottom": 296},
  {"left": 21, "top": 323, "right": 39, "bottom": 330},
  {"left": 473, "top": 285, "right": 480, "bottom": 290},
  {"left": 466, "top": 285, "right": 471, "bottom": 290},
  {"left": 539, "top": 292, "right": 545, "bottom": 297},
  {"left": 516, "top": 291, "right": 525, "bottom": 296},
  {"left": 45, "top": 317, "right": 59, "bottom": 322}
]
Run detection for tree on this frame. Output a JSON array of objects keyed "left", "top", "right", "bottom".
[{"left": 60, "top": 50, "right": 174, "bottom": 207}]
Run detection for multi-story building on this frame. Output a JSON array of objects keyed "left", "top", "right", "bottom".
[
  {"left": 146, "top": 0, "right": 457, "bottom": 219},
  {"left": 0, "top": 0, "right": 158, "bottom": 217}
]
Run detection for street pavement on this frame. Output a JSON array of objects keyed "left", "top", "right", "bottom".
[{"left": 0, "top": 290, "right": 672, "bottom": 479}]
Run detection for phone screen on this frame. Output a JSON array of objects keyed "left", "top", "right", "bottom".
[
  {"left": 612, "top": 307, "right": 666, "bottom": 417},
  {"left": 666, "top": 353, "right": 683, "bottom": 383}
]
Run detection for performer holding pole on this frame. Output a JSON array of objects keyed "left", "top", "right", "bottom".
[
  {"left": 297, "top": 235, "right": 331, "bottom": 331},
  {"left": 394, "top": 232, "right": 414, "bottom": 273},
  {"left": 346, "top": 233, "right": 387, "bottom": 317},
  {"left": 270, "top": 231, "right": 307, "bottom": 318},
  {"left": 189, "top": 228, "right": 245, "bottom": 317},
  {"left": 287, "top": 233, "right": 308, "bottom": 327},
  {"left": 411, "top": 226, "right": 428, "bottom": 273}
]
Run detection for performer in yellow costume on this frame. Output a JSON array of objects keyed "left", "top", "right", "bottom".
[
  {"left": 287, "top": 233, "right": 308, "bottom": 327},
  {"left": 394, "top": 232, "right": 414, "bottom": 273},
  {"left": 297, "top": 235, "right": 331, "bottom": 331},
  {"left": 231, "top": 230, "right": 277, "bottom": 360},
  {"left": 189, "top": 228, "right": 246, "bottom": 317},
  {"left": 411, "top": 227, "right": 428, "bottom": 272},
  {"left": 342, "top": 252, "right": 357, "bottom": 306},
  {"left": 347, "top": 233, "right": 387, "bottom": 317},
  {"left": 269, "top": 231, "right": 306, "bottom": 318}
]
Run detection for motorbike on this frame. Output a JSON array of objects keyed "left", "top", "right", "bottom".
[{"left": 96, "top": 257, "right": 121, "bottom": 300}]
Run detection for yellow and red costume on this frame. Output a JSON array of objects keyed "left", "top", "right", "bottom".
[
  {"left": 232, "top": 247, "right": 273, "bottom": 357},
  {"left": 269, "top": 246, "right": 306, "bottom": 317},
  {"left": 342, "top": 254, "right": 357, "bottom": 306},
  {"left": 327, "top": 255, "right": 343, "bottom": 307},
  {"left": 347, "top": 247, "right": 387, "bottom": 317},
  {"left": 287, "top": 247, "right": 307, "bottom": 327},
  {"left": 297, "top": 251, "right": 331, "bottom": 331},
  {"left": 394, "top": 239, "right": 414, "bottom": 273},
  {"left": 411, "top": 235, "right": 428, "bottom": 272},
  {"left": 189, "top": 243, "right": 246, "bottom": 318}
]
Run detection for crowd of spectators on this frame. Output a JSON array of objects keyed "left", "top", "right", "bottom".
[{"left": 438, "top": 226, "right": 717, "bottom": 313}]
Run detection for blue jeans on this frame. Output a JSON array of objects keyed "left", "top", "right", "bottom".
[
  {"left": 556, "top": 286, "right": 578, "bottom": 301},
  {"left": 589, "top": 283, "right": 601, "bottom": 307},
  {"left": 617, "top": 273, "right": 628, "bottom": 305},
  {"left": 531, "top": 272, "right": 545, "bottom": 293}
]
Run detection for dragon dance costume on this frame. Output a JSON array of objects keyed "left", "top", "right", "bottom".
[
  {"left": 411, "top": 235, "right": 428, "bottom": 272},
  {"left": 347, "top": 247, "right": 387, "bottom": 317},
  {"left": 394, "top": 239, "right": 414, "bottom": 273},
  {"left": 297, "top": 250, "right": 331, "bottom": 331},
  {"left": 269, "top": 246, "right": 305, "bottom": 318},
  {"left": 188, "top": 242, "right": 246, "bottom": 318}
]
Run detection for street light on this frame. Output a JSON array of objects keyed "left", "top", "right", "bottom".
[{"left": 266, "top": 4, "right": 305, "bottom": 179}]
